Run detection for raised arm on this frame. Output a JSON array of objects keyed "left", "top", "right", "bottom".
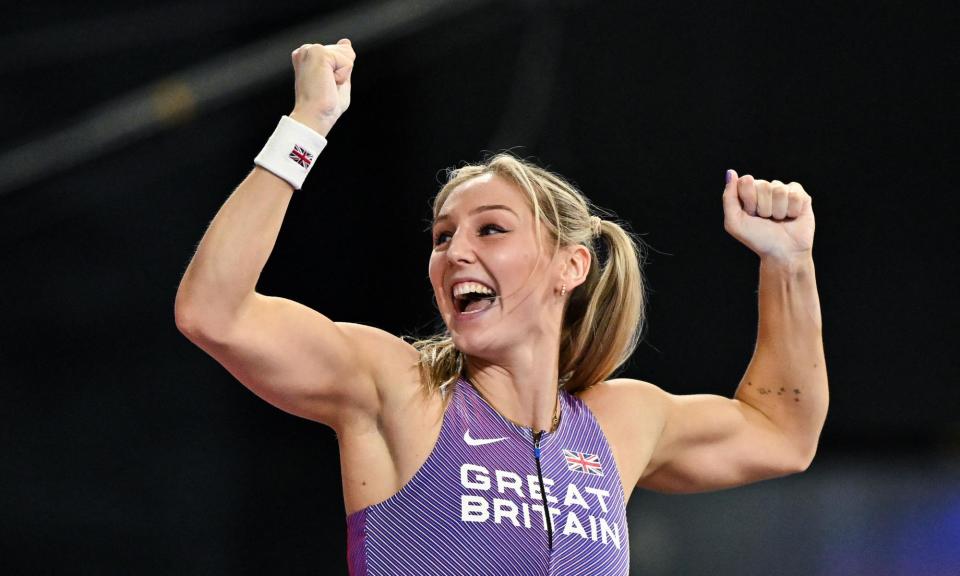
[
  {"left": 585, "top": 172, "right": 828, "bottom": 495},
  {"left": 639, "top": 171, "right": 827, "bottom": 492},
  {"left": 174, "top": 40, "right": 419, "bottom": 429}
]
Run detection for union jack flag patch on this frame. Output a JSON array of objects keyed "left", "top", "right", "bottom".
[
  {"left": 289, "top": 145, "right": 313, "bottom": 168},
  {"left": 563, "top": 449, "right": 604, "bottom": 476}
]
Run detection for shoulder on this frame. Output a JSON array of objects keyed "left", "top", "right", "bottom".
[
  {"left": 576, "top": 378, "right": 672, "bottom": 487},
  {"left": 577, "top": 378, "right": 670, "bottom": 417},
  {"left": 337, "top": 323, "right": 447, "bottom": 436},
  {"left": 338, "top": 322, "right": 421, "bottom": 361},
  {"left": 338, "top": 323, "right": 422, "bottom": 386}
]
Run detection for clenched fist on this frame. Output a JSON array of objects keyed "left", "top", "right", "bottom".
[
  {"left": 722, "top": 170, "right": 815, "bottom": 263},
  {"left": 288, "top": 39, "right": 356, "bottom": 137}
]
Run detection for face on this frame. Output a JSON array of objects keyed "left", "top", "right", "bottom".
[{"left": 428, "top": 174, "right": 562, "bottom": 357}]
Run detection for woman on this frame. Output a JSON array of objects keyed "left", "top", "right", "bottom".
[{"left": 175, "top": 39, "right": 828, "bottom": 575}]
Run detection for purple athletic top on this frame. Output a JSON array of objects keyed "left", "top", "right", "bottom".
[{"left": 346, "top": 377, "right": 630, "bottom": 575}]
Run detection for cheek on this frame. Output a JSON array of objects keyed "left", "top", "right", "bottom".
[{"left": 493, "top": 247, "right": 540, "bottom": 286}]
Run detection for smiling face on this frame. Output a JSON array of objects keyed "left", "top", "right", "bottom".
[{"left": 428, "top": 173, "right": 563, "bottom": 358}]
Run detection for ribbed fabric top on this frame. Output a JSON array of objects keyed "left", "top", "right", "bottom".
[{"left": 346, "top": 377, "right": 629, "bottom": 575}]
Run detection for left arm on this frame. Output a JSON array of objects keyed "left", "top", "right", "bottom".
[
  {"left": 739, "top": 253, "right": 827, "bottom": 467},
  {"left": 600, "top": 172, "right": 828, "bottom": 494}
]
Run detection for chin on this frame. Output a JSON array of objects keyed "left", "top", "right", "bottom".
[
  {"left": 449, "top": 327, "right": 503, "bottom": 361},
  {"left": 449, "top": 329, "right": 486, "bottom": 353}
]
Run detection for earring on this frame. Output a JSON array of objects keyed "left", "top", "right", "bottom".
[{"left": 560, "top": 283, "right": 567, "bottom": 297}]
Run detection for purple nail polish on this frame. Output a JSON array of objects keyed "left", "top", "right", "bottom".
[{"left": 725, "top": 170, "right": 733, "bottom": 184}]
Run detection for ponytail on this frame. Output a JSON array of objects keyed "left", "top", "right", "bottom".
[{"left": 558, "top": 218, "right": 645, "bottom": 393}]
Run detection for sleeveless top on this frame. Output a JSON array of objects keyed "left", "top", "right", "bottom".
[{"left": 346, "top": 377, "right": 630, "bottom": 575}]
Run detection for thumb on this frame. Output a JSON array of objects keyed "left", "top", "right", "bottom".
[{"left": 722, "top": 169, "right": 741, "bottom": 218}]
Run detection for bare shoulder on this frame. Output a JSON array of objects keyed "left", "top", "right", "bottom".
[
  {"left": 577, "top": 378, "right": 671, "bottom": 492},
  {"left": 337, "top": 324, "right": 421, "bottom": 385},
  {"left": 578, "top": 377, "right": 671, "bottom": 423}
]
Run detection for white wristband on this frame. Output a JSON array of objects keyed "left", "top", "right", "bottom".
[{"left": 254, "top": 116, "right": 328, "bottom": 190}]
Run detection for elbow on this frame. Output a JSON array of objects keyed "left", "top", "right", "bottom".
[
  {"left": 770, "top": 431, "right": 823, "bottom": 477},
  {"left": 174, "top": 288, "right": 249, "bottom": 344},
  {"left": 795, "top": 405, "right": 829, "bottom": 473},
  {"left": 791, "top": 456, "right": 813, "bottom": 475},
  {"left": 173, "top": 278, "right": 231, "bottom": 339},
  {"left": 787, "top": 441, "right": 821, "bottom": 475},
  {"left": 174, "top": 297, "right": 205, "bottom": 340},
  {"left": 174, "top": 290, "right": 220, "bottom": 341},
  {"left": 174, "top": 305, "right": 232, "bottom": 348},
  {"left": 785, "top": 404, "right": 828, "bottom": 475}
]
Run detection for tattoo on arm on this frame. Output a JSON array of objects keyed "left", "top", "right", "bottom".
[{"left": 746, "top": 380, "right": 801, "bottom": 403}]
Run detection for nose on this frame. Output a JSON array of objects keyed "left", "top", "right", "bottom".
[{"left": 446, "top": 229, "right": 476, "bottom": 264}]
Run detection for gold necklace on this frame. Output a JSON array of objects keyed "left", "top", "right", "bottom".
[{"left": 470, "top": 380, "right": 561, "bottom": 434}]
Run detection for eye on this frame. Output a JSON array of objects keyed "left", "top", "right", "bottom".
[
  {"left": 433, "top": 230, "right": 452, "bottom": 246},
  {"left": 479, "top": 224, "right": 507, "bottom": 236}
]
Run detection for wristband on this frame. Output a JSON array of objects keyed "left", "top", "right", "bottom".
[{"left": 254, "top": 116, "right": 328, "bottom": 190}]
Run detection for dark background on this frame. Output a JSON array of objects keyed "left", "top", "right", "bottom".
[{"left": 1, "top": 1, "right": 957, "bottom": 574}]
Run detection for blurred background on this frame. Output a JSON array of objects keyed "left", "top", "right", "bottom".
[{"left": 1, "top": 0, "right": 957, "bottom": 574}]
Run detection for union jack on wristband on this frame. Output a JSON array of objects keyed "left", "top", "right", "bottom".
[{"left": 254, "top": 115, "right": 328, "bottom": 190}]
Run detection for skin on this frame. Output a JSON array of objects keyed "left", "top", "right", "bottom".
[{"left": 175, "top": 40, "right": 828, "bottom": 515}]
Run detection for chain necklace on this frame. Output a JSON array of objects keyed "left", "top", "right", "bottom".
[{"left": 469, "top": 380, "right": 562, "bottom": 434}]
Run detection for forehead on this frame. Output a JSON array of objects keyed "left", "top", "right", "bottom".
[{"left": 436, "top": 173, "right": 530, "bottom": 220}]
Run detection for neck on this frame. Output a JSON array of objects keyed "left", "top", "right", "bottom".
[{"left": 463, "top": 337, "right": 562, "bottom": 434}]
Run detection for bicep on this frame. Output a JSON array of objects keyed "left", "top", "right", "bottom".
[
  {"left": 180, "top": 293, "right": 418, "bottom": 427},
  {"left": 638, "top": 391, "right": 807, "bottom": 493}
]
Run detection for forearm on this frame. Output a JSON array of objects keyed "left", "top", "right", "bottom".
[
  {"left": 735, "top": 254, "right": 829, "bottom": 462},
  {"left": 176, "top": 39, "right": 354, "bottom": 335},
  {"left": 175, "top": 167, "right": 295, "bottom": 333}
]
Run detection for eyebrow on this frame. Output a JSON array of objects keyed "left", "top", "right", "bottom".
[{"left": 434, "top": 204, "right": 519, "bottom": 224}]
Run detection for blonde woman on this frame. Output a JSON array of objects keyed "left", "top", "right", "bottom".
[{"left": 175, "top": 39, "right": 828, "bottom": 575}]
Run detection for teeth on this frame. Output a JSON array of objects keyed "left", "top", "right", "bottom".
[{"left": 452, "top": 281, "right": 495, "bottom": 299}]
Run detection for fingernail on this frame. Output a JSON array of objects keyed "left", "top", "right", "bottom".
[{"left": 725, "top": 169, "right": 734, "bottom": 184}]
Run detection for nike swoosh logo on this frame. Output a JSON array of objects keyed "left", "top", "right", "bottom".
[{"left": 463, "top": 430, "right": 507, "bottom": 446}]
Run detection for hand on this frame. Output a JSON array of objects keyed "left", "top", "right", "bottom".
[
  {"left": 722, "top": 170, "right": 815, "bottom": 263},
  {"left": 288, "top": 39, "right": 356, "bottom": 137}
]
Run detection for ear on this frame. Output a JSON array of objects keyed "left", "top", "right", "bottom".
[{"left": 559, "top": 244, "right": 592, "bottom": 290}]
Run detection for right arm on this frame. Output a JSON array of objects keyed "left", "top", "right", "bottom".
[{"left": 174, "top": 40, "right": 418, "bottom": 429}]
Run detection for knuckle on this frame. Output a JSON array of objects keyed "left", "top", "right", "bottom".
[{"left": 292, "top": 44, "right": 309, "bottom": 59}]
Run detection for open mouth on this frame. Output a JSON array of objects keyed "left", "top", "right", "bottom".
[{"left": 452, "top": 281, "right": 498, "bottom": 314}]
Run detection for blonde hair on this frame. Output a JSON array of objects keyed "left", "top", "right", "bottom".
[{"left": 413, "top": 153, "right": 646, "bottom": 395}]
